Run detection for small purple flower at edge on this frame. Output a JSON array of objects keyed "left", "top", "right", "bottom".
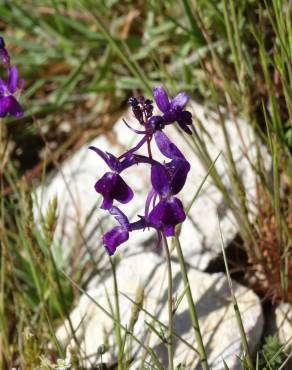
[
  {"left": 0, "top": 37, "right": 10, "bottom": 67},
  {"left": 0, "top": 66, "right": 23, "bottom": 118},
  {"left": 0, "top": 37, "right": 23, "bottom": 119}
]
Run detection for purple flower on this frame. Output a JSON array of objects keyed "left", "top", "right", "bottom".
[
  {"left": 102, "top": 206, "right": 150, "bottom": 255},
  {"left": 103, "top": 226, "right": 129, "bottom": 256},
  {"left": 0, "top": 38, "right": 24, "bottom": 119},
  {"left": 95, "top": 172, "right": 134, "bottom": 210},
  {"left": 0, "top": 37, "right": 10, "bottom": 67},
  {"left": 148, "top": 159, "right": 190, "bottom": 236},
  {"left": 0, "top": 66, "right": 23, "bottom": 118},
  {"left": 89, "top": 146, "right": 134, "bottom": 210},
  {"left": 147, "top": 131, "right": 190, "bottom": 236},
  {"left": 91, "top": 86, "right": 193, "bottom": 255},
  {"left": 153, "top": 86, "right": 193, "bottom": 135},
  {"left": 103, "top": 204, "right": 163, "bottom": 255},
  {"left": 102, "top": 206, "right": 130, "bottom": 255},
  {"left": 149, "top": 197, "right": 186, "bottom": 237}
]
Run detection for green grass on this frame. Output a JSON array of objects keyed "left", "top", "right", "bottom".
[{"left": 0, "top": 0, "right": 291, "bottom": 369}]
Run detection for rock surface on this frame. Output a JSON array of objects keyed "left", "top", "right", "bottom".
[
  {"left": 275, "top": 303, "right": 292, "bottom": 350},
  {"left": 57, "top": 252, "right": 263, "bottom": 369},
  {"left": 35, "top": 102, "right": 268, "bottom": 270}
]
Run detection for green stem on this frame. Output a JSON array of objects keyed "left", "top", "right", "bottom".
[
  {"left": 174, "top": 236, "right": 210, "bottom": 370},
  {"left": 110, "top": 257, "right": 123, "bottom": 370},
  {"left": 162, "top": 233, "right": 174, "bottom": 370},
  {"left": 218, "top": 219, "right": 254, "bottom": 370}
]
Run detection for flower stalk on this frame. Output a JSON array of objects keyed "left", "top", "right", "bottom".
[
  {"left": 174, "top": 235, "right": 209, "bottom": 370},
  {"left": 162, "top": 233, "right": 174, "bottom": 370}
]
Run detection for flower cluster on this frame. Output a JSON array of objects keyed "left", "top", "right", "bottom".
[
  {"left": 0, "top": 36, "right": 23, "bottom": 118},
  {"left": 90, "top": 86, "right": 192, "bottom": 255}
]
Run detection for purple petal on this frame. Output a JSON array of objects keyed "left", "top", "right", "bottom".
[
  {"left": 154, "top": 130, "right": 185, "bottom": 160},
  {"left": 0, "top": 95, "right": 23, "bottom": 118},
  {"left": 170, "top": 91, "right": 189, "bottom": 110},
  {"left": 145, "top": 189, "right": 155, "bottom": 218},
  {"left": 176, "top": 110, "right": 193, "bottom": 135},
  {"left": 177, "top": 110, "right": 192, "bottom": 125},
  {"left": 95, "top": 172, "right": 134, "bottom": 210},
  {"left": 178, "top": 122, "right": 193, "bottom": 135},
  {"left": 166, "top": 159, "right": 191, "bottom": 195},
  {"left": 153, "top": 86, "right": 170, "bottom": 113},
  {"left": 109, "top": 206, "right": 130, "bottom": 230},
  {"left": 102, "top": 226, "right": 129, "bottom": 256},
  {"left": 0, "top": 79, "right": 5, "bottom": 95},
  {"left": 149, "top": 197, "right": 186, "bottom": 236},
  {"left": 151, "top": 164, "right": 170, "bottom": 195},
  {"left": 163, "top": 109, "right": 177, "bottom": 124},
  {"left": 7, "top": 66, "right": 18, "bottom": 94}
]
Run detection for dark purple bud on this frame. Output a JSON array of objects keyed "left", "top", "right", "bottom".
[
  {"left": 94, "top": 172, "right": 134, "bottom": 210},
  {"left": 144, "top": 98, "right": 153, "bottom": 118},
  {"left": 128, "top": 96, "right": 139, "bottom": 107},
  {"left": 148, "top": 115, "right": 165, "bottom": 131},
  {"left": 102, "top": 226, "right": 129, "bottom": 256},
  {"left": 138, "top": 96, "right": 145, "bottom": 105},
  {"left": 149, "top": 197, "right": 186, "bottom": 237},
  {"left": 132, "top": 105, "right": 143, "bottom": 124}
]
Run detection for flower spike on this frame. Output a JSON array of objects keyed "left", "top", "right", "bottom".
[{"left": 91, "top": 85, "right": 192, "bottom": 255}]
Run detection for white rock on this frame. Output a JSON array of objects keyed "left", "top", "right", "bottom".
[
  {"left": 57, "top": 252, "right": 263, "bottom": 369},
  {"left": 275, "top": 303, "right": 292, "bottom": 350},
  {"left": 34, "top": 102, "right": 269, "bottom": 270}
]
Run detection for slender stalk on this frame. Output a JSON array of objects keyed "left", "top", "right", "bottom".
[
  {"left": 218, "top": 218, "right": 254, "bottom": 370},
  {"left": 174, "top": 236, "right": 210, "bottom": 370},
  {"left": 110, "top": 257, "right": 123, "bottom": 370},
  {"left": 162, "top": 233, "right": 174, "bottom": 370}
]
